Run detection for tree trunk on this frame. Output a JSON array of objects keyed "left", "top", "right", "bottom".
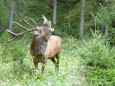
[
  {"left": 8, "top": 2, "right": 14, "bottom": 31},
  {"left": 0, "top": 20, "right": 2, "bottom": 36},
  {"left": 105, "top": 24, "right": 108, "bottom": 34},
  {"left": 79, "top": 0, "right": 85, "bottom": 38},
  {"left": 105, "top": 0, "right": 108, "bottom": 35},
  {"left": 53, "top": 0, "right": 57, "bottom": 24}
]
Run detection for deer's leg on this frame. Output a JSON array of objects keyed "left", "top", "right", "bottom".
[
  {"left": 55, "top": 53, "right": 60, "bottom": 71},
  {"left": 42, "top": 59, "right": 47, "bottom": 73},
  {"left": 51, "top": 58, "right": 57, "bottom": 70},
  {"left": 33, "top": 61, "right": 38, "bottom": 70},
  {"left": 33, "top": 57, "right": 38, "bottom": 70}
]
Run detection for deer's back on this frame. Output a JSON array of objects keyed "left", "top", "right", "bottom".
[{"left": 45, "top": 35, "right": 62, "bottom": 58}]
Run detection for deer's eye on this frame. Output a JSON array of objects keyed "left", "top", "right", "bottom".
[{"left": 36, "top": 29, "right": 41, "bottom": 33}]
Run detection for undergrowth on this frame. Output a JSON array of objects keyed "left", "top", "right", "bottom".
[
  {"left": 0, "top": 33, "right": 84, "bottom": 86},
  {"left": 0, "top": 32, "right": 114, "bottom": 86},
  {"left": 78, "top": 30, "right": 115, "bottom": 86}
]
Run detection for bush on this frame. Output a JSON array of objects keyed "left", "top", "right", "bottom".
[
  {"left": 79, "top": 30, "right": 115, "bottom": 85},
  {"left": 108, "top": 28, "right": 115, "bottom": 46},
  {"left": 0, "top": 32, "right": 32, "bottom": 79}
]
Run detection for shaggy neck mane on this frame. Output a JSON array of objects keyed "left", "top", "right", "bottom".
[{"left": 30, "top": 36, "right": 47, "bottom": 56}]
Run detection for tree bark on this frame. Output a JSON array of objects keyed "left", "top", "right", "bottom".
[
  {"left": 79, "top": 0, "right": 85, "bottom": 38},
  {"left": 0, "top": 20, "right": 2, "bottom": 36},
  {"left": 8, "top": 2, "right": 14, "bottom": 31},
  {"left": 105, "top": 24, "right": 108, "bottom": 34},
  {"left": 53, "top": 0, "right": 57, "bottom": 24}
]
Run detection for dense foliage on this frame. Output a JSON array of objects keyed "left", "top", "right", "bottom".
[
  {"left": 0, "top": 0, "right": 115, "bottom": 85},
  {"left": 79, "top": 31, "right": 115, "bottom": 85}
]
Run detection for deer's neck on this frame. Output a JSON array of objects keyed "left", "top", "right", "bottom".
[{"left": 30, "top": 36, "right": 47, "bottom": 56}]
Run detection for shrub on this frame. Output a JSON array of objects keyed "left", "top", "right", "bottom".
[
  {"left": 108, "top": 28, "right": 115, "bottom": 46},
  {"left": 79, "top": 30, "right": 115, "bottom": 85},
  {"left": 0, "top": 32, "right": 32, "bottom": 79}
]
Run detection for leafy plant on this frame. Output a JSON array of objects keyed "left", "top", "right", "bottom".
[{"left": 79, "top": 23, "right": 115, "bottom": 85}]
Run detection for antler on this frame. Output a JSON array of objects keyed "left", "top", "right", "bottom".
[
  {"left": 42, "top": 15, "right": 49, "bottom": 26},
  {"left": 25, "top": 17, "right": 38, "bottom": 27},
  {"left": 42, "top": 15, "right": 54, "bottom": 32},
  {"left": 13, "top": 17, "right": 38, "bottom": 30},
  {"left": 7, "top": 15, "right": 54, "bottom": 42},
  {"left": 48, "top": 21, "right": 54, "bottom": 32},
  {"left": 6, "top": 16, "right": 41, "bottom": 43},
  {"left": 23, "top": 19, "right": 34, "bottom": 28},
  {"left": 6, "top": 28, "right": 38, "bottom": 43},
  {"left": 13, "top": 22, "right": 28, "bottom": 30}
]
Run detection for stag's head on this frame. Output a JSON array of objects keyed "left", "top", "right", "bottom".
[
  {"left": 7, "top": 15, "right": 54, "bottom": 42},
  {"left": 32, "top": 26, "right": 50, "bottom": 41}
]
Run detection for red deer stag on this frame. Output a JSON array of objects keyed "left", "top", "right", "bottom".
[{"left": 7, "top": 16, "right": 62, "bottom": 73}]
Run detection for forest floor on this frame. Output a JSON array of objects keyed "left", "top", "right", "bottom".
[{"left": 0, "top": 35, "right": 87, "bottom": 86}]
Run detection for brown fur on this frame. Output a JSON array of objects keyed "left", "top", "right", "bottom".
[{"left": 30, "top": 27, "right": 62, "bottom": 73}]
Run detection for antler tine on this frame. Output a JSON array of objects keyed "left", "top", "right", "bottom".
[
  {"left": 42, "top": 15, "right": 47, "bottom": 20},
  {"left": 29, "top": 18, "right": 37, "bottom": 27},
  {"left": 48, "top": 21, "right": 51, "bottom": 28},
  {"left": 7, "top": 29, "right": 17, "bottom": 36},
  {"left": 6, "top": 28, "right": 38, "bottom": 43},
  {"left": 25, "top": 17, "right": 37, "bottom": 27},
  {"left": 6, "top": 29, "right": 19, "bottom": 43},
  {"left": 42, "top": 15, "right": 48, "bottom": 24},
  {"left": 23, "top": 19, "right": 34, "bottom": 28},
  {"left": 7, "top": 37, "right": 17, "bottom": 43},
  {"left": 13, "top": 22, "right": 28, "bottom": 31},
  {"left": 46, "top": 21, "right": 54, "bottom": 32}
]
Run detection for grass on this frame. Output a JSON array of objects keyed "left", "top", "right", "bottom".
[
  {"left": 0, "top": 34, "right": 86, "bottom": 86},
  {"left": 1, "top": 33, "right": 114, "bottom": 86}
]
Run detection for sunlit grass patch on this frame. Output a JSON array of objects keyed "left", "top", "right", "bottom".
[{"left": 0, "top": 35, "right": 85, "bottom": 86}]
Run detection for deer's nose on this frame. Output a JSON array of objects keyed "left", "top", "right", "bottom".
[{"left": 34, "top": 31, "right": 39, "bottom": 36}]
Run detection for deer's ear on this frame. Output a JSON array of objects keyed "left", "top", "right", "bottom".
[{"left": 49, "top": 28, "right": 54, "bottom": 32}]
